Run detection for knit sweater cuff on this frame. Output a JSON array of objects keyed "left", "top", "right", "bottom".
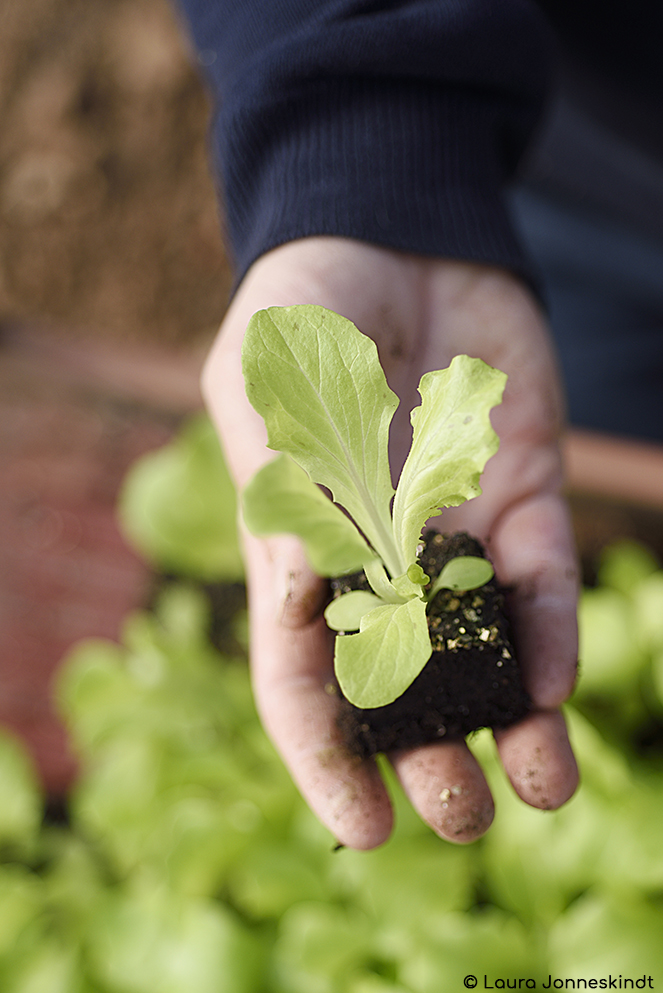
[{"left": 214, "top": 75, "right": 537, "bottom": 288}]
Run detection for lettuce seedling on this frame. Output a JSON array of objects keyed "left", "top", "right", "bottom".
[{"left": 241, "top": 305, "right": 505, "bottom": 709}]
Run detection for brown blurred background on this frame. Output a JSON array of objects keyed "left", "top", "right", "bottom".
[
  {"left": 0, "top": 0, "right": 230, "bottom": 341},
  {"left": 0, "top": 0, "right": 231, "bottom": 795}
]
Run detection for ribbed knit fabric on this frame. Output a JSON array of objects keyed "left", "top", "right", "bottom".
[{"left": 176, "top": 0, "right": 554, "bottom": 287}]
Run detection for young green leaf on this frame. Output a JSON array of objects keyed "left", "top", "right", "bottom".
[
  {"left": 242, "top": 454, "right": 372, "bottom": 576},
  {"left": 363, "top": 557, "right": 408, "bottom": 604},
  {"left": 391, "top": 571, "right": 427, "bottom": 599},
  {"left": 390, "top": 563, "right": 431, "bottom": 600},
  {"left": 324, "top": 591, "right": 384, "bottom": 632},
  {"left": 407, "top": 563, "right": 431, "bottom": 586},
  {"left": 242, "top": 306, "right": 402, "bottom": 576},
  {"left": 334, "top": 598, "right": 431, "bottom": 708},
  {"left": 392, "top": 356, "right": 506, "bottom": 566},
  {"left": 428, "top": 556, "right": 494, "bottom": 598}
]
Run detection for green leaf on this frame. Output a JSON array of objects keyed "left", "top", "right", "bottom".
[
  {"left": 334, "top": 598, "right": 431, "bottom": 708},
  {"left": 391, "top": 570, "right": 426, "bottom": 599},
  {"left": 597, "top": 539, "right": 659, "bottom": 595},
  {"left": 549, "top": 891, "right": 663, "bottom": 977},
  {"left": 399, "top": 908, "right": 540, "bottom": 990},
  {"left": 633, "top": 572, "right": 663, "bottom": 652},
  {"left": 119, "top": 415, "right": 244, "bottom": 582},
  {"left": 324, "top": 591, "right": 384, "bottom": 632},
  {"left": 6, "top": 942, "right": 87, "bottom": 993},
  {"left": 242, "top": 454, "right": 372, "bottom": 576},
  {"left": 407, "top": 563, "right": 430, "bottom": 586},
  {"left": 229, "top": 843, "right": 328, "bottom": 919},
  {"left": 577, "top": 587, "right": 645, "bottom": 694},
  {"left": 274, "top": 902, "right": 373, "bottom": 992},
  {"left": 392, "top": 355, "right": 506, "bottom": 565},
  {"left": 0, "top": 865, "right": 44, "bottom": 960},
  {"left": 428, "top": 555, "right": 494, "bottom": 597},
  {"left": 0, "top": 728, "right": 43, "bottom": 850},
  {"left": 87, "top": 887, "right": 264, "bottom": 993},
  {"left": 363, "top": 558, "right": 407, "bottom": 604},
  {"left": 242, "top": 306, "right": 402, "bottom": 576}
]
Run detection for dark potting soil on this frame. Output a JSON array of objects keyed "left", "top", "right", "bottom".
[{"left": 333, "top": 531, "right": 531, "bottom": 757}]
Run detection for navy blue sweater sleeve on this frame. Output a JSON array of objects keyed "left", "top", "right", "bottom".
[{"left": 176, "top": 0, "right": 553, "bottom": 287}]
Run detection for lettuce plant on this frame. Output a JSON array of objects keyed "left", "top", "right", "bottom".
[{"left": 242, "top": 305, "right": 506, "bottom": 709}]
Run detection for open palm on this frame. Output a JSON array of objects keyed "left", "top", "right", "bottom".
[{"left": 202, "top": 237, "right": 579, "bottom": 848}]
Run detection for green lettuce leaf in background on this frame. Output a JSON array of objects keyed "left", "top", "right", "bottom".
[{"left": 119, "top": 414, "right": 243, "bottom": 582}]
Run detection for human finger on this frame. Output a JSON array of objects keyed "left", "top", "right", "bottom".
[
  {"left": 244, "top": 531, "right": 393, "bottom": 849},
  {"left": 487, "top": 492, "right": 579, "bottom": 808},
  {"left": 260, "top": 533, "right": 330, "bottom": 628},
  {"left": 489, "top": 492, "right": 579, "bottom": 709},
  {"left": 494, "top": 709, "right": 579, "bottom": 809},
  {"left": 390, "top": 740, "right": 494, "bottom": 843}
]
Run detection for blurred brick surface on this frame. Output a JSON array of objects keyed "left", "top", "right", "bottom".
[{"left": 0, "top": 327, "right": 203, "bottom": 794}]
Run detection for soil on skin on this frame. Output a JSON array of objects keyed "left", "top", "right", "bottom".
[{"left": 334, "top": 531, "right": 531, "bottom": 758}]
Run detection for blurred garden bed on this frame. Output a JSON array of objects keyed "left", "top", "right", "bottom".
[{"left": 1, "top": 410, "right": 663, "bottom": 990}]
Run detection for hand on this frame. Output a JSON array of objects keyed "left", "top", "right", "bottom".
[{"left": 202, "top": 237, "right": 579, "bottom": 848}]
